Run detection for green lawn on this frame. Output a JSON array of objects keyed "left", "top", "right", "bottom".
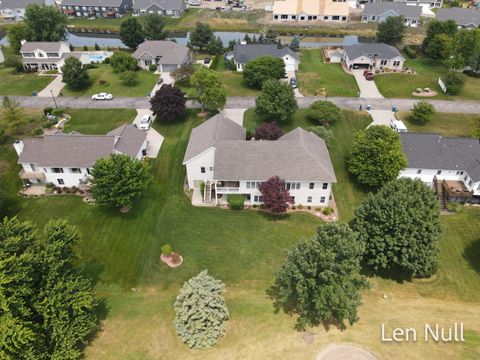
[
  {"left": 297, "top": 49, "right": 359, "bottom": 97},
  {"left": 1, "top": 109, "right": 479, "bottom": 359},
  {"left": 0, "top": 67, "right": 54, "bottom": 96},
  {"left": 375, "top": 57, "right": 480, "bottom": 100},
  {"left": 61, "top": 64, "right": 158, "bottom": 97},
  {"left": 63, "top": 109, "right": 137, "bottom": 134}
]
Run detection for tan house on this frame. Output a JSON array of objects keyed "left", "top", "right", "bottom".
[{"left": 272, "top": 0, "right": 349, "bottom": 22}]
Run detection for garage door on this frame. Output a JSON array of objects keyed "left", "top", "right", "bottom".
[{"left": 162, "top": 64, "right": 178, "bottom": 73}]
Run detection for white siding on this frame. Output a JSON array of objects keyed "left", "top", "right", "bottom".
[{"left": 184, "top": 148, "right": 215, "bottom": 189}]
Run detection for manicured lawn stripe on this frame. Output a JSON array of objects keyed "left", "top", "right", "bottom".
[
  {"left": 0, "top": 67, "right": 54, "bottom": 96},
  {"left": 63, "top": 108, "right": 137, "bottom": 134}
]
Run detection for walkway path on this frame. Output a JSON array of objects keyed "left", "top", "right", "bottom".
[
  {"left": 316, "top": 344, "right": 378, "bottom": 360},
  {"left": 37, "top": 75, "right": 66, "bottom": 97},
  {"left": 132, "top": 109, "right": 164, "bottom": 158},
  {"left": 220, "top": 108, "right": 247, "bottom": 126}
]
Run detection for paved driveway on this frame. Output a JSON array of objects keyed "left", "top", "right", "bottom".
[
  {"left": 368, "top": 109, "right": 396, "bottom": 127},
  {"left": 317, "top": 344, "right": 378, "bottom": 360},
  {"left": 220, "top": 108, "right": 246, "bottom": 126},
  {"left": 132, "top": 109, "right": 164, "bottom": 158},
  {"left": 149, "top": 72, "right": 174, "bottom": 96},
  {"left": 352, "top": 70, "right": 383, "bottom": 99},
  {"left": 37, "top": 75, "right": 66, "bottom": 97}
]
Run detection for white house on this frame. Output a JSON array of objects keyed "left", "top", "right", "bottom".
[
  {"left": 398, "top": 132, "right": 480, "bottom": 204},
  {"left": 14, "top": 124, "right": 147, "bottom": 188},
  {"left": 228, "top": 44, "right": 300, "bottom": 72},
  {"left": 362, "top": 3, "right": 422, "bottom": 27},
  {"left": 392, "top": 0, "right": 442, "bottom": 9},
  {"left": 133, "top": 0, "right": 186, "bottom": 17},
  {"left": 343, "top": 43, "right": 405, "bottom": 71},
  {"left": 272, "top": 0, "right": 349, "bottom": 22},
  {"left": 0, "top": 0, "right": 47, "bottom": 22},
  {"left": 132, "top": 40, "right": 190, "bottom": 72},
  {"left": 182, "top": 114, "right": 337, "bottom": 207}
]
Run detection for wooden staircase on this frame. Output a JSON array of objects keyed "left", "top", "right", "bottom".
[
  {"left": 204, "top": 180, "right": 212, "bottom": 203},
  {"left": 434, "top": 176, "right": 447, "bottom": 210}
]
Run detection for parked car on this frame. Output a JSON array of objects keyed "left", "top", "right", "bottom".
[
  {"left": 92, "top": 93, "right": 113, "bottom": 100},
  {"left": 157, "top": 78, "right": 164, "bottom": 85},
  {"left": 363, "top": 70, "right": 374, "bottom": 81},
  {"left": 289, "top": 77, "right": 298, "bottom": 88},
  {"left": 140, "top": 114, "right": 152, "bottom": 131},
  {"left": 204, "top": 58, "right": 211, "bottom": 65}
]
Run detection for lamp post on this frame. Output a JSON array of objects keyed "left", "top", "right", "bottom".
[{"left": 50, "top": 89, "right": 58, "bottom": 109}]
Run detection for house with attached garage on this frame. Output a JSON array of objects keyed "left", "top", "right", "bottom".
[
  {"left": 60, "top": 0, "right": 133, "bottom": 18},
  {"left": 0, "top": 0, "right": 47, "bottom": 22},
  {"left": 343, "top": 43, "right": 405, "bottom": 71},
  {"left": 398, "top": 132, "right": 480, "bottom": 205},
  {"left": 362, "top": 3, "right": 422, "bottom": 27},
  {"left": 227, "top": 44, "right": 300, "bottom": 72},
  {"left": 272, "top": 0, "right": 349, "bottom": 23},
  {"left": 132, "top": 0, "right": 186, "bottom": 17},
  {"left": 182, "top": 114, "right": 337, "bottom": 207},
  {"left": 13, "top": 124, "right": 147, "bottom": 188},
  {"left": 436, "top": 8, "right": 480, "bottom": 29},
  {"left": 132, "top": 40, "right": 190, "bottom": 72}
]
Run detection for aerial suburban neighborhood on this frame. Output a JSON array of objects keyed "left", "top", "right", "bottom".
[{"left": 0, "top": 0, "right": 479, "bottom": 359}]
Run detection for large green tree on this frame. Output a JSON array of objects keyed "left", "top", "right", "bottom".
[
  {"left": 61, "top": 57, "right": 90, "bottom": 90},
  {"left": 190, "top": 67, "right": 227, "bottom": 112},
  {"left": 351, "top": 178, "right": 442, "bottom": 278},
  {"left": 242, "top": 56, "right": 286, "bottom": 89},
  {"left": 150, "top": 84, "right": 186, "bottom": 122},
  {"left": 110, "top": 51, "right": 138, "bottom": 73},
  {"left": 348, "top": 125, "right": 407, "bottom": 187},
  {"left": 376, "top": 16, "right": 406, "bottom": 46},
  {"left": 119, "top": 18, "right": 145, "bottom": 49},
  {"left": 143, "top": 13, "right": 168, "bottom": 40},
  {"left": 2, "top": 96, "right": 25, "bottom": 132},
  {"left": 174, "top": 270, "right": 229, "bottom": 349},
  {"left": 270, "top": 223, "right": 368, "bottom": 330},
  {"left": 255, "top": 79, "right": 298, "bottom": 122},
  {"left": 426, "top": 33, "right": 454, "bottom": 60},
  {"left": 305, "top": 100, "right": 341, "bottom": 126},
  {"left": 422, "top": 19, "right": 458, "bottom": 52},
  {"left": 188, "top": 22, "right": 214, "bottom": 51},
  {"left": 90, "top": 154, "right": 152, "bottom": 210},
  {"left": 24, "top": 4, "right": 67, "bottom": 42},
  {"left": 7, "top": 23, "right": 28, "bottom": 53}
]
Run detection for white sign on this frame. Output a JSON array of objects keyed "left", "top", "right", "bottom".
[{"left": 438, "top": 78, "right": 447, "bottom": 93}]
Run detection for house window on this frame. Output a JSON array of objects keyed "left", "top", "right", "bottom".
[
  {"left": 393, "top": 61, "right": 401, "bottom": 66},
  {"left": 320, "top": 196, "right": 326, "bottom": 203},
  {"left": 290, "top": 196, "right": 295, "bottom": 203},
  {"left": 313, "top": 16, "right": 317, "bottom": 20},
  {"left": 469, "top": 180, "right": 473, "bottom": 186},
  {"left": 254, "top": 195, "right": 263, "bottom": 202},
  {"left": 322, "top": 183, "right": 328, "bottom": 189},
  {"left": 460, "top": 171, "right": 464, "bottom": 175},
  {"left": 30, "top": 164, "right": 37, "bottom": 171},
  {"left": 464, "top": 175, "right": 468, "bottom": 181},
  {"left": 300, "top": 16, "right": 305, "bottom": 20},
  {"left": 144, "top": 60, "right": 152, "bottom": 66},
  {"left": 274, "top": 15, "right": 278, "bottom": 19},
  {"left": 324, "top": 16, "right": 329, "bottom": 20},
  {"left": 308, "top": 16, "right": 313, "bottom": 20},
  {"left": 51, "top": 168, "right": 64, "bottom": 173},
  {"left": 292, "top": 15, "right": 296, "bottom": 19},
  {"left": 201, "top": 167, "right": 205, "bottom": 173},
  {"left": 307, "top": 196, "right": 312, "bottom": 203},
  {"left": 87, "top": 168, "right": 92, "bottom": 175},
  {"left": 69, "top": 168, "right": 82, "bottom": 173},
  {"left": 380, "top": 60, "right": 387, "bottom": 66},
  {"left": 46, "top": 52, "right": 59, "bottom": 58},
  {"left": 417, "top": 169, "right": 422, "bottom": 174},
  {"left": 332, "top": 16, "right": 340, "bottom": 20},
  {"left": 437, "top": 170, "right": 442, "bottom": 175},
  {"left": 281, "top": 14, "right": 288, "bottom": 19},
  {"left": 342, "top": 16, "right": 347, "bottom": 21},
  {"left": 309, "top": 182, "right": 314, "bottom": 189},
  {"left": 57, "top": 179, "right": 64, "bottom": 185},
  {"left": 286, "top": 182, "right": 300, "bottom": 190}
]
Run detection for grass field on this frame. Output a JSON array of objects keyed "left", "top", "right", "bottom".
[
  {"left": 297, "top": 49, "right": 359, "bottom": 97},
  {"left": 0, "top": 67, "right": 54, "bottom": 96},
  {"left": 375, "top": 57, "right": 480, "bottom": 100},
  {"left": 63, "top": 109, "right": 137, "bottom": 134},
  {"left": 61, "top": 64, "right": 158, "bottom": 97},
  {"left": 1, "top": 109, "right": 479, "bottom": 359}
]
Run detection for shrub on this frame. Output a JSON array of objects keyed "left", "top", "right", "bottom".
[
  {"left": 83, "top": 45, "right": 88, "bottom": 51},
  {"left": 43, "top": 107, "right": 53, "bottom": 115},
  {"left": 446, "top": 201, "right": 462, "bottom": 213},
  {"left": 255, "top": 79, "right": 297, "bottom": 122},
  {"left": 258, "top": 176, "right": 291, "bottom": 213},
  {"left": 309, "top": 126, "right": 333, "bottom": 147},
  {"left": 32, "top": 127, "right": 43, "bottom": 136},
  {"left": 0, "top": 126, "right": 5, "bottom": 144},
  {"left": 228, "top": 194, "right": 245, "bottom": 210},
  {"left": 4, "top": 56, "right": 23, "bottom": 73},
  {"left": 120, "top": 70, "right": 138, "bottom": 86},
  {"left": 297, "top": 204, "right": 303, "bottom": 210},
  {"left": 83, "top": 63, "right": 97, "bottom": 70},
  {"left": 306, "top": 101, "right": 340, "bottom": 126},
  {"left": 110, "top": 51, "right": 138, "bottom": 73},
  {"left": 322, "top": 207, "right": 333, "bottom": 215},
  {"left": 443, "top": 71, "right": 465, "bottom": 95},
  {"left": 149, "top": 64, "right": 157, "bottom": 72},
  {"left": 94, "top": 43, "right": 100, "bottom": 50},
  {"left": 200, "top": 181, "right": 205, "bottom": 196},
  {"left": 103, "top": 57, "right": 110, "bottom": 64},
  {"left": 410, "top": 101, "right": 436, "bottom": 125},
  {"left": 51, "top": 108, "right": 64, "bottom": 117},
  {"left": 243, "top": 56, "right": 286, "bottom": 89},
  {"left": 404, "top": 45, "right": 417, "bottom": 59},
  {"left": 161, "top": 244, "right": 173, "bottom": 256},
  {"left": 253, "top": 121, "right": 284, "bottom": 140}
]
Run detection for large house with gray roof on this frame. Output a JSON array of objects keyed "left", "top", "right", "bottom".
[
  {"left": 398, "top": 133, "right": 480, "bottom": 204},
  {"left": 362, "top": 3, "right": 422, "bottom": 27},
  {"left": 132, "top": 40, "right": 190, "bottom": 72},
  {"left": 60, "top": 0, "right": 133, "bottom": 18},
  {"left": 227, "top": 44, "right": 300, "bottom": 72},
  {"left": 343, "top": 43, "right": 405, "bottom": 71},
  {"left": 436, "top": 8, "right": 480, "bottom": 29},
  {"left": 182, "top": 114, "right": 337, "bottom": 206},
  {"left": 133, "top": 0, "right": 186, "bottom": 17},
  {"left": 14, "top": 124, "right": 147, "bottom": 188},
  {"left": 0, "top": 0, "right": 47, "bottom": 21}
]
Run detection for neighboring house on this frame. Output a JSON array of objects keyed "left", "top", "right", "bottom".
[
  {"left": 14, "top": 124, "right": 148, "bottom": 188},
  {"left": 272, "top": 0, "right": 349, "bottom": 22},
  {"left": 60, "top": 0, "right": 133, "bottom": 18},
  {"left": 343, "top": 43, "right": 405, "bottom": 71},
  {"left": 182, "top": 114, "right": 337, "bottom": 207},
  {"left": 20, "top": 41, "right": 105, "bottom": 72},
  {"left": 228, "top": 44, "right": 300, "bottom": 72},
  {"left": 0, "top": 0, "right": 46, "bottom": 21},
  {"left": 133, "top": 0, "right": 186, "bottom": 17},
  {"left": 436, "top": 8, "right": 480, "bottom": 29},
  {"left": 0, "top": 48, "right": 4, "bottom": 64},
  {"left": 132, "top": 40, "right": 190, "bottom": 72},
  {"left": 398, "top": 132, "right": 480, "bottom": 203},
  {"left": 392, "top": 0, "right": 442, "bottom": 9},
  {"left": 362, "top": 3, "right": 422, "bottom": 27}
]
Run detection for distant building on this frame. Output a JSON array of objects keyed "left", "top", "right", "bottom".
[
  {"left": 228, "top": 44, "right": 300, "bottom": 72},
  {"left": 132, "top": 0, "right": 186, "bottom": 17},
  {"left": 436, "top": 8, "right": 480, "bottom": 29},
  {"left": 362, "top": 3, "right": 422, "bottom": 27},
  {"left": 392, "top": 0, "right": 442, "bottom": 9},
  {"left": 0, "top": 0, "right": 47, "bottom": 21},
  {"left": 344, "top": 43, "right": 405, "bottom": 71},
  {"left": 132, "top": 40, "right": 190, "bottom": 72},
  {"left": 60, "top": 0, "right": 133, "bottom": 18},
  {"left": 272, "top": 0, "right": 349, "bottom": 23}
]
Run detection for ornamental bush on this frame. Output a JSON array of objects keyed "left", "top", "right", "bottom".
[
  {"left": 305, "top": 101, "right": 341, "bottom": 126},
  {"left": 161, "top": 244, "right": 173, "bottom": 256},
  {"left": 228, "top": 194, "right": 245, "bottom": 210}
]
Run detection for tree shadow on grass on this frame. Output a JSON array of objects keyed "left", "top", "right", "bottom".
[
  {"left": 464, "top": 238, "right": 480, "bottom": 274},
  {"left": 359, "top": 262, "right": 413, "bottom": 284},
  {"left": 256, "top": 210, "right": 291, "bottom": 222}
]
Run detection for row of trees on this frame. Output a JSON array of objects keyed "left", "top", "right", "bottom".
[{"left": 119, "top": 13, "right": 169, "bottom": 49}]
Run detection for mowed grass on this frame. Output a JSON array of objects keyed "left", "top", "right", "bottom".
[
  {"left": 61, "top": 64, "right": 158, "bottom": 97},
  {"left": 0, "top": 67, "right": 54, "bottom": 96},
  {"left": 375, "top": 57, "right": 480, "bottom": 100},
  {"left": 1, "top": 109, "right": 480, "bottom": 359},
  {"left": 63, "top": 108, "right": 137, "bottom": 134},
  {"left": 297, "top": 49, "right": 359, "bottom": 97}
]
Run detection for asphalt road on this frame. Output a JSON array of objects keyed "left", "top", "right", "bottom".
[{"left": 11, "top": 96, "right": 480, "bottom": 114}]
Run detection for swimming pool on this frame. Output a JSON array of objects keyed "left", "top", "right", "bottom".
[{"left": 87, "top": 52, "right": 112, "bottom": 63}]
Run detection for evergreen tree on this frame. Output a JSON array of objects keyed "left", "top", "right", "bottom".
[
  {"left": 143, "top": 13, "right": 168, "bottom": 40},
  {"left": 189, "top": 22, "right": 214, "bottom": 51},
  {"left": 119, "top": 18, "right": 144, "bottom": 49},
  {"left": 376, "top": 16, "right": 406, "bottom": 46},
  {"left": 290, "top": 37, "right": 300, "bottom": 52}
]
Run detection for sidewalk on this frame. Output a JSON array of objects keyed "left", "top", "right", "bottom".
[{"left": 37, "top": 75, "right": 66, "bottom": 97}]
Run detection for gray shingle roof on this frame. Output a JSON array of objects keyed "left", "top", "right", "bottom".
[
  {"left": 20, "top": 41, "right": 68, "bottom": 53},
  {"left": 233, "top": 44, "right": 299, "bottom": 64},
  {"left": 400, "top": 133, "right": 480, "bottom": 182},
  {"left": 18, "top": 124, "right": 146, "bottom": 167},
  {"left": 436, "top": 8, "right": 480, "bottom": 27},
  {"left": 61, "top": 0, "right": 124, "bottom": 6},
  {"left": 133, "top": 0, "right": 185, "bottom": 11},
  {"left": 183, "top": 115, "right": 336, "bottom": 182},
  {"left": 344, "top": 43, "right": 403, "bottom": 61},
  {"left": 132, "top": 40, "right": 189, "bottom": 64},
  {"left": 0, "top": 0, "right": 45, "bottom": 9},
  {"left": 363, "top": 3, "right": 422, "bottom": 19}
]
